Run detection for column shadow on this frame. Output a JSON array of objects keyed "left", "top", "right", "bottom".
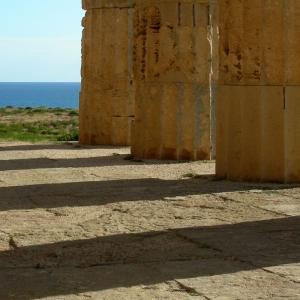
[
  {"left": 0, "top": 143, "right": 124, "bottom": 151},
  {"left": 0, "top": 178, "right": 293, "bottom": 211},
  {"left": 0, "top": 155, "right": 146, "bottom": 171},
  {"left": 1, "top": 216, "right": 299, "bottom": 299}
]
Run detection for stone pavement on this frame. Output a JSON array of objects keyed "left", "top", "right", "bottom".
[{"left": 0, "top": 142, "right": 299, "bottom": 299}]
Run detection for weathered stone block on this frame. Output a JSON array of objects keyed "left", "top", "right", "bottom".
[
  {"left": 131, "top": 0, "right": 214, "bottom": 160},
  {"left": 216, "top": 0, "right": 300, "bottom": 182},
  {"left": 80, "top": 0, "right": 214, "bottom": 160},
  {"left": 80, "top": 0, "right": 135, "bottom": 145}
]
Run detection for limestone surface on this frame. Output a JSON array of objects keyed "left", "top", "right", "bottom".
[
  {"left": 132, "top": 0, "right": 213, "bottom": 160},
  {"left": 216, "top": 0, "right": 300, "bottom": 182},
  {"left": 0, "top": 142, "right": 299, "bottom": 299},
  {"left": 80, "top": 0, "right": 215, "bottom": 161},
  {"left": 80, "top": 0, "right": 135, "bottom": 146}
]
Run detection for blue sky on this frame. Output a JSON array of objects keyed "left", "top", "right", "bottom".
[{"left": 0, "top": 0, "right": 84, "bottom": 82}]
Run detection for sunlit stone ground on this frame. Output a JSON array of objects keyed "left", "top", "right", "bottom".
[{"left": 0, "top": 142, "right": 299, "bottom": 299}]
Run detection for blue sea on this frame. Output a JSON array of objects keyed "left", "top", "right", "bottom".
[{"left": 0, "top": 82, "right": 80, "bottom": 109}]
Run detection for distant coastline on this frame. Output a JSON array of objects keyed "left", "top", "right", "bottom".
[{"left": 0, "top": 82, "right": 80, "bottom": 109}]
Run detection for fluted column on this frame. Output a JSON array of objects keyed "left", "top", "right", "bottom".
[
  {"left": 131, "top": 0, "right": 214, "bottom": 160},
  {"left": 80, "top": 0, "right": 135, "bottom": 145},
  {"left": 216, "top": 0, "right": 300, "bottom": 182}
]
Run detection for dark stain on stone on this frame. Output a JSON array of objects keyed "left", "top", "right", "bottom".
[
  {"left": 253, "top": 70, "right": 261, "bottom": 79},
  {"left": 224, "top": 45, "right": 230, "bottom": 56},
  {"left": 196, "top": 150, "right": 209, "bottom": 160},
  {"left": 154, "top": 40, "right": 160, "bottom": 63},
  {"left": 236, "top": 70, "right": 243, "bottom": 81},
  {"left": 180, "top": 149, "right": 193, "bottom": 161},
  {"left": 161, "top": 148, "right": 177, "bottom": 160},
  {"left": 234, "top": 62, "right": 242, "bottom": 70},
  {"left": 149, "top": 7, "right": 161, "bottom": 33}
]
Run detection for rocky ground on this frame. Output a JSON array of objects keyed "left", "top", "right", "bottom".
[{"left": 0, "top": 142, "right": 299, "bottom": 299}]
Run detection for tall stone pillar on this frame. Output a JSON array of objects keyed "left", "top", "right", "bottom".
[
  {"left": 131, "top": 0, "right": 214, "bottom": 160},
  {"left": 80, "top": 0, "right": 135, "bottom": 145},
  {"left": 216, "top": 0, "right": 300, "bottom": 182}
]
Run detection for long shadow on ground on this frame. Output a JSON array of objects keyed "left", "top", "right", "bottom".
[
  {"left": 0, "top": 143, "right": 121, "bottom": 152},
  {"left": 0, "top": 152, "right": 200, "bottom": 170},
  {"left": 0, "top": 177, "right": 295, "bottom": 211},
  {"left": 0, "top": 155, "right": 146, "bottom": 171},
  {"left": 1, "top": 216, "right": 299, "bottom": 299}
]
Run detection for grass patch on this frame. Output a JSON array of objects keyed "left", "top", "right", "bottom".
[
  {"left": 57, "top": 130, "right": 79, "bottom": 142},
  {"left": 68, "top": 110, "right": 79, "bottom": 116},
  {"left": 0, "top": 107, "right": 79, "bottom": 142}
]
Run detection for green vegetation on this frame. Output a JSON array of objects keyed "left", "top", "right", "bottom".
[
  {"left": 0, "top": 107, "right": 79, "bottom": 142},
  {"left": 0, "top": 106, "right": 73, "bottom": 115}
]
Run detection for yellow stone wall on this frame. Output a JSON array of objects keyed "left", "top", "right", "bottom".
[
  {"left": 216, "top": 0, "right": 300, "bottom": 182},
  {"left": 80, "top": 0, "right": 135, "bottom": 145},
  {"left": 131, "top": 0, "right": 214, "bottom": 160}
]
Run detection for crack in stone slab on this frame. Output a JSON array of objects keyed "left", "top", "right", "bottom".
[
  {"left": 0, "top": 258, "right": 205, "bottom": 271},
  {"left": 173, "top": 280, "right": 210, "bottom": 298},
  {"left": 174, "top": 231, "right": 222, "bottom": 255},
  {"left": 260, "top": 267, "right": 300, "bottom": 285},
  {"left": 175, "top": 230, "right": 300, "bottom": 286},
  {"left": 215, "top": 194, "right": 290, "bottom": 217}
]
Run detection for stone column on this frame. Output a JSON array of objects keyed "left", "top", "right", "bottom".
[
  {"left": 131, "top": 0, "right": 214, "bottom": 160},
  {"left": 80, "top": 0, "right": 135, "bottom": 145},
  {"left": 216, "top": 0, "right": 300, "bottom": 182}
]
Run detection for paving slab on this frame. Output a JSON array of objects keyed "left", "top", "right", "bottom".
[{"left": 0, "top": 142, "right": 299, "bottom": 299}]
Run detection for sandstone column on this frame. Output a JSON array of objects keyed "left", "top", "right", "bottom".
[
  {"left": 216, "top": 0, "right": 300, "bottom": 182},
  {"left": 131, "top": 0, "right": 214, "bottom": 160},
  {"left": 80, "top": 0, "right": 135, "bottom": 145}
]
